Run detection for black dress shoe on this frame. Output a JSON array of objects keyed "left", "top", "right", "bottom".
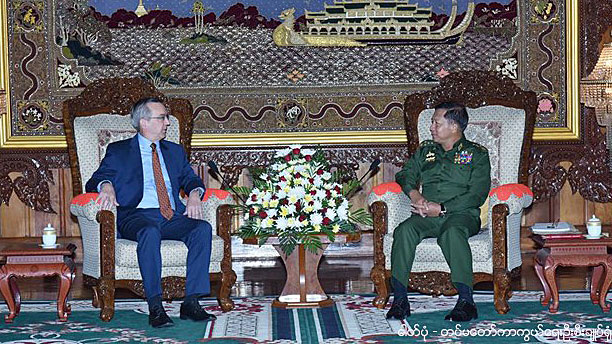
[
  {"left": 149, "top": 305, "right": 174, "bottom": 328},
  {"left": 180, "top": 300, "right": 217, "bottom": 321},
  {"left": 445, "top": 299, "right": 478, "bottom": 322},
  {"left": 386, "top": 297, "right": 411, "bottom": 320}
]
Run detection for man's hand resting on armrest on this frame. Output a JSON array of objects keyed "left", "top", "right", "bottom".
[
  {"left": 97, "top": 182, "right": 119, "bottom": 210},
  {"left": 184, "top": 189, "right": 204, "bottom": 220}
]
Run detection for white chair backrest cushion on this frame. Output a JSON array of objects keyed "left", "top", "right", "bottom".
[
  {"left": 417, "top": 105, "right": 526, "bottom": 188},
  {"left": 74, "top": 114, "right": 180, "bottom": 193}
]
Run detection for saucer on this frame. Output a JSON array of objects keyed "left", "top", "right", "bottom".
[
  {"left": 39, "top": 243, "right": 60, "bottom": 249},
  {"left": 584, "top": 234, "right": 602, "bottom": 240}
]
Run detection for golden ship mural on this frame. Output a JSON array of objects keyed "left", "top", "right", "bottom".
[{"left": 274, "top": 0, "right": 475, "bottom": 46}]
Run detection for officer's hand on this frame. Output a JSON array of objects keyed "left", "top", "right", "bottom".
[
  {"left": 424, "top": 201, "right": 442, "bottom": 217},
  {"left": 411, "top": 200, "right": 428, "bottom": 217},
  {"left": 184, "top": 190, "right": 204, "bottom": 220},
  {"left": 96, "top": 183, "right": 119, "bottom": 210}
]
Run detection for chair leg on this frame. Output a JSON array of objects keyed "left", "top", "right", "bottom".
[
  {"left": 370, "top": 266, "right": 389, "bottom": 309},
  {"left": 218, "top": 270, "right": 237, "bottom": 312},
  {"left": 99, "top": 278, "right": 115, "bottom": 322},
  {"left": 91, "top": 286, "right": 101, "bottom": 308},
  {"left": 493, "top": 268, "right": 512, "bottom": 314}
]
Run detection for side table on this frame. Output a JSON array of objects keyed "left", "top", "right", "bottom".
[
  {"left": 532, "top": 235, "right": 612, "bottom": 313},
  {"left": 0, "top": 243, "right": 76, "bottom": 323}
]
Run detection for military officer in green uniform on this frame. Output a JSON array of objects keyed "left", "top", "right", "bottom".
[{"left": 386, "top": 102, "right": 490, "bottom": 322}]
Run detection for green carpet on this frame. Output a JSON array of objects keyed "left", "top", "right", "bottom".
[{"left": 1, "top": 292, "right": 612, "bottom": 343}]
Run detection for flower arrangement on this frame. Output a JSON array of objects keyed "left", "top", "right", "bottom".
[{"left": 236, "top": 145, "right": 372, "bottom": 256}]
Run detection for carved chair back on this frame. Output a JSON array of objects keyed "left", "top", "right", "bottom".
[
  {"left": 404, "top": 71, "right": 537, "bottom": 189},
  {"left": 63, "top": 78, "right": 194, "bottom": 197}
]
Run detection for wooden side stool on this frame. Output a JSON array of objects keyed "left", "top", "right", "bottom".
[{"left": 0, "top": 243, "right": 76, "bottom": 323}]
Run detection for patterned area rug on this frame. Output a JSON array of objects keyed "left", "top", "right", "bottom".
[{"left": 1, "top": 292, "right": 612, "bottom": 343}]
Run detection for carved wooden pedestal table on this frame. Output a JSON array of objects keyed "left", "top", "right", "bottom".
[
  {"left": 245, "top": 233, "right": 360, "bottom": 308},
  {"left": 0, "top": 243, "right": 76, "bottom": 323},
  {"left": 532, "top": 235, "right": 612, "bottom": 313}
]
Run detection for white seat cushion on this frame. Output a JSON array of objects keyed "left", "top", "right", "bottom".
[{"left": 115, "top": 234, "right": 225, "bottom": 268}]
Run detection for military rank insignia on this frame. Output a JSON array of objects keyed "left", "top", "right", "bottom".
[
  {"left": 454, "top": 150, "right": 473, "bottom": 165},
  {"left": 425, "top": 151, "right": 436, "bottom": 162}
]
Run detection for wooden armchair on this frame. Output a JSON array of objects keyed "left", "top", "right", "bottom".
[
  {"left": 63, "top": 78, "right": 236, "bottom": 321},
  {"left": 368, "top": 71, "right": 537, "bottom": 314}
]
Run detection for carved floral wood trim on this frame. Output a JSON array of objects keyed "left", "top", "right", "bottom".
[{"left": 62, "top": 78, "right": 194, "bottom": 197}]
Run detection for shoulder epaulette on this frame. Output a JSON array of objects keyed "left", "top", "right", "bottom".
[
  {"left": 472, "top": 142, "right": 488, "bottom": 152},
  {"left": 419, "top": 140, "right": 436, "bottom": 147}
]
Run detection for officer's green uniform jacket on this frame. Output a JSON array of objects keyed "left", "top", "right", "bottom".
[
  {"left": 396, "top": 135, "right": 491, "bottom": 218},
  {"left": 391, "top": 135, "right": 491, "bottom": 287}
]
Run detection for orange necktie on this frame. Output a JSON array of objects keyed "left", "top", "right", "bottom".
[{"left": 151, "top": 143, "right": 173, "bottom": 220}]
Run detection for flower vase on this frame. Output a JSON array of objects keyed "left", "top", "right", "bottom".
[{"left": 271, "top": 242, "right": 333, "bottom": 309}]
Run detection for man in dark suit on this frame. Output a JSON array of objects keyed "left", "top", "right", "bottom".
[{"left": 86, "top": 97, "right": 215, "bottom": 328}]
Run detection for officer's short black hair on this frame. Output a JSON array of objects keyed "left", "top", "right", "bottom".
[{"left": 435, "top": 102, "right": 469, "bottom": 131}]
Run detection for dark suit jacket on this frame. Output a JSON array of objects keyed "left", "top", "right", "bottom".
[{"left": 85, "top": 135, "right": 205, "bottom": 218}]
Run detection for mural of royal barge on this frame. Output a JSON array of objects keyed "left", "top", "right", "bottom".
[{"left": 303, "top": 0, "right": 475, "bottom": 45}]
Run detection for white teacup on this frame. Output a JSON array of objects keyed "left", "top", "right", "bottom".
[
  {"left": 42, "top": 232, "right": 56, "bottom": 246},
  {"left": 42, "top": 223, "right": 57, "bottom": 246},
  {"left": 587, "top": 215, "right": 602, "bottom": 237}
]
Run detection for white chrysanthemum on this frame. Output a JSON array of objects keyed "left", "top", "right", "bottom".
[
  {"left": 269, "top": 199, "right": 279, "bottom": 208},
  {"left": 304, "top": 194, "right": 313, "bottom": 203},
  {"left": 313, "top": 176, "right": 323, "bottom": 187},
  {"left": 337, "top": 206, "right": 348, "bottom": 220},
  {"left": 280, "top": 206, "right": 289, "bottom": 217},
  {"left": 312, "top": 200, "right": 323, "bottom": 211},
  {"left": 294, "top": 164, "right": 306, "bottom": 173},
  {"left": 266, "top": 208, "right": 278, "bottom": 218},
  {"left": 328, "top": 199, "right": 336, "bottom": 207},
  {"left": 294, "top": 178, "right": 303, "bottom": 186},
  {"left": 276, "top": 189, "right": 287, "bottom": 199},
  {"left": 287, "top": 217, "right": 297, "bottom": 228},
  {"left": 326, "top": 208, "right": 337, "bottom": 221},
  {"left": 288, "top": 186, "right": 306, "bottom": 198},
  {"left": 287, "top": 204, "right": 297, "bottom": 215},
  {"left": 322, "top": 172, "right": 332, "bottom": 180},
  {"left": 310, "top": 213, "right": 323, "bottom": 225},
  {"left": 276, "top": 217, "right": 288, "bottom": 230},
  {"left": 275, "top": 147, "right": 292, "bottom": 158},
  {"left": 260, "top": 173, "right": 269, "bottom": 181},
  {"left": 289, "top": 144, "right": 302, "bottom": 150},
  {"left": 315, "top": 189, "right": 326, "bottom": 200},
  {"left": 302, "top": 148, "right": 316, "bottom": 156},
  {"left": 288, "top": 194, "right": 298, "bottom": 204}
]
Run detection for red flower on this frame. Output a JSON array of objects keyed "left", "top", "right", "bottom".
[
  {"left": 309, "top": 178, "right": 314, "bottom": 184},
  {"left": 322, "top": 217, "right": 331, "bottom": 225},
  {"left": 293, "top": 148, "right": 300, "bottom": 154},
  {"left": 251, "top": 194, "right": 257, "bottom": 201},
  {"left": 295, "top": 172, "right": 302, "bottom": 179},
  {"left": 317, "top": 169, "right": 324, "bottom": 175},
  {"left": 305, "top": 155, "right": 312, "bottom": 161},
  {"left": 281, "top": 199, "right": 289, "bottom": 205},
  {"left": 280, "top": 176, "right": 287, "bottom": 182},
  {"left": 284, "top": 155, "right": 291, "bottom": 162},
  {"left": 310, "top": 190, "right": 317, "bottom": 195},
  {"left": 326, "top": 190, "right": 332, "bottom": 199},
  {"left": 249, "top": 208, "right": 255, "bottom": 216},
  {"left": 259, "top": 211, "right": 267, "bottom": 219},
  {"left": 299, "top": 215, "right": 307, "bottom": 222},
  {"left": 334, "top": 186, "right": 341, "bottom": 193},
  {"left": 295, "top": 202, "right": 301, "bottom": 211}
]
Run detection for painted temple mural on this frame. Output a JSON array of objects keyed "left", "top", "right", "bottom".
[{"left": 6, "top": 0, "right": 567, "bottom": 139}]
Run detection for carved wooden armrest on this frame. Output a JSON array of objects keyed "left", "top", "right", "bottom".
[{"left": 367, "top": 182, "right": 412, "bottom": 235}]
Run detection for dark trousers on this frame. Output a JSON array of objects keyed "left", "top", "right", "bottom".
[
  {"left": 391, "top": 213, "right": 480, "bottom": 288},
  {"left": 117, "top": 208, "right": 212, "bottom": 300}
]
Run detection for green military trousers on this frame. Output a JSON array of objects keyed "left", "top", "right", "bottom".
[{"left": 391, "top": 213, "right": 481, "bottom": 288}]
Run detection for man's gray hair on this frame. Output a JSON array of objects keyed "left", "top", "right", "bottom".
[{"left": 131, "top": 97, "right": 164, "bottom": 130}]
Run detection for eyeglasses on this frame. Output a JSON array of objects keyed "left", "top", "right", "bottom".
[{"left": 149, "top": 115, "right": 170, "bottom": 121}]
